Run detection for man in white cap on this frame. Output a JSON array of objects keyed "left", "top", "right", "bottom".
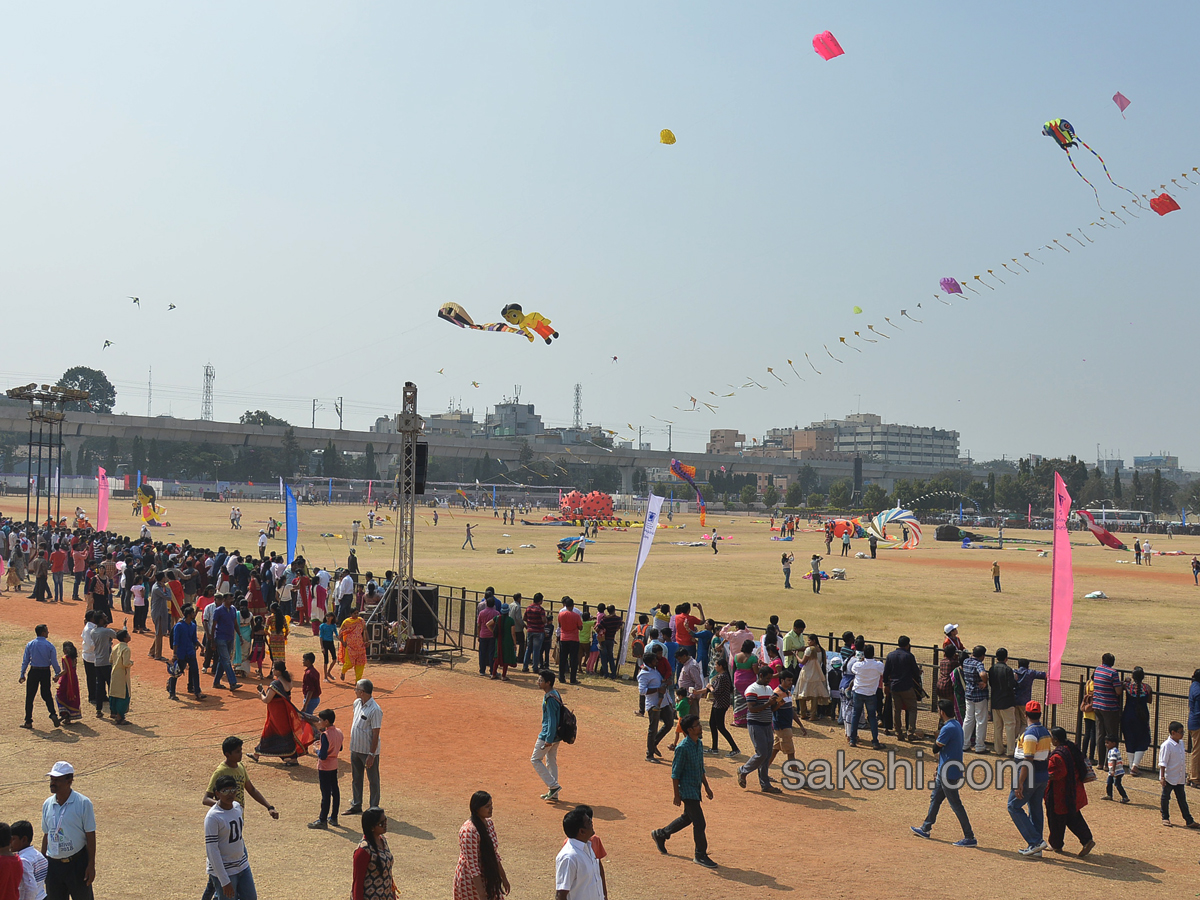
[
  {"left": 41, "top": 761, "right": 96, "bottom": 899},
  {"left": 942, "top": 624, "right": 965, "bottom": 657}
]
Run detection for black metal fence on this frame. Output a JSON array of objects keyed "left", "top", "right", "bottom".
[{"left": 419, "top": 580, "right": 1190, "bottom": 766}]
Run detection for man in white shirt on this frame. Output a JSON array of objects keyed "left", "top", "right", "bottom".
[
  {"left": 337, "top": 571, "right": 356, "bottom": 624},
  {"left": 205, "top": 774, "right": 255, "bottom": 898},
  {"left": 257, "top": 530, "right": 267, "bottom": 555},
  {"left": 847, "top": 645, "right": 886, "bottom": 750},
  {"left": 676, "top": 647, "right": 705, "bottom": 718},
  {"left": 40, "top": 762, "right": 96, "bottom": 898},
  {"left": 345, "top": 679, "right": 383, "bottom": 815},
  {"left": 638, "top": 651, "right": 670, "bottom": 762},
  {"left": 12, "top": 819, "right": 47, "bottom": 900},
  {"left": 555, "top": 808, "right": 604, "bottom": 900},
  {"left": 1159, "top": 721, "right": 1199, "bottom": 826}
]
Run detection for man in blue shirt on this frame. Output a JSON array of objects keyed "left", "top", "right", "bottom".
[
  {"left": 1189, "top": 672, "right": 1200, "bottom": 787},
  {"left": 1009, "top": 700, "right": 1052, "bottom": 857},
  {"left": 962, "top": 646, "right": 989, "bottom": 754},
  {"left": 1013, "top": 659, "right": 1045, "bottom": 709},
  {"left": 652, "top": 715, "right": 717, "bottom": 868},
  {"left": 211, "top": 594, "right": 240, "bottom": 691},
  {"left": 172, "top": 605, "right": 205, "bottom": 701},
  {"left": 20, "top": 625, "right": 61, "bottom": 729},
  {"left": 911, "top": 700, "right": 975, "bottom": 846}
]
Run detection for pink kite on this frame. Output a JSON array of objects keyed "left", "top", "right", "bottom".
[
  {"left": 1112, "top": 92, "right": 1130, "bottom": 118},
  {"left": 812, "top": 31, "right": 845, "bottom": 61},
  {"left": 1150, "top": 193, "right": 1181, "bottom": 216},
  {"left": 939, "top": 277, "right": 963, "bottom": 295},
  {"left": 1076, "top": 509, "right": 1127, "bottom": 550},
  {"left": 1047, "top": 472, "right": 1074, "bottom": 706}
]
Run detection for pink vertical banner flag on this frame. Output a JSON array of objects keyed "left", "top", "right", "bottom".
[
  {"left": 97, "top": 466, "right": 110, "bottom": 531},
  {"left": 367, "top": 480, "right": 373, "bottom": 503},
  {"left": 1047, "top": 472, "right": 1074, "bottom": 705}
]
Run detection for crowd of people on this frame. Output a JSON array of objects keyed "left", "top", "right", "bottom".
[{"left": 8, "top": 506, "right": 1200, "bottom": 896}]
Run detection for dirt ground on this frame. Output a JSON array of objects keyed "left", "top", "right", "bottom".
[{"left": 2, "top": 499, "right": 1199, "bottom": 897}]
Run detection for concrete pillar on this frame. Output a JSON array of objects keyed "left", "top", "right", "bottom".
[{"left": 619, "top": 465, "right": 636, "bottom": 494}]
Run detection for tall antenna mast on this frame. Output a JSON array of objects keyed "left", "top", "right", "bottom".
[
  {"left": 202, "top": 364, "right": 215, "bottom": 421},
  {"left": 573, "top": 383, "right": 583, "bottom": 429},
  {"left": 147, "top": 366, "right": 152, "bottom": 417}
]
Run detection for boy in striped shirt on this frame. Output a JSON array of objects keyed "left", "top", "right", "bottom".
[{"left": 1009, "top": 700, "right": 1052, "bottom": 857}]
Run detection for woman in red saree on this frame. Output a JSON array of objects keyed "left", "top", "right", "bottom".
[
  {"left": 54, "top": 641, "right": 81, "bottom": 724},
  {"left": 248, "top": 659, "right": 314, "bottom": 767}
]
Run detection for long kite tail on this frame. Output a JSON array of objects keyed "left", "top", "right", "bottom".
[
  {"left": 1074, "top": 138, "right": 1143, "bottom": 206},
  {"left": 1063, "top": 147, "right": 1102, "bottom": 209}
]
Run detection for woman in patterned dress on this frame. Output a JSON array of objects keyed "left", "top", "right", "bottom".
[
  {"left": 352, "top": 807, "right": 397, "bottom": 900},
  {"left": 453, "top": 791, "right": 510, "bottom": 900},
  {"left": 340, "top": 610, "right": 368, "bottom": 683}
]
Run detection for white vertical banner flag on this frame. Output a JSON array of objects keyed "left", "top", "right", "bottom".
[
  {"left": 618, "top": 493, "right": 665, "bottom": 668},
  {"left": 279, "top": 477, "right": 284, "bottom": 503}
]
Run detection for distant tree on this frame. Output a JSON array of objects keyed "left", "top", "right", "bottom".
[
  {"left": 240, "top": 410, "right": 290, "bottom": 427},
  {"left": 763, "top": 484, "right": 780, "bottom": 508},
  {"left": 1151, "top": 469, "right": 1163, "bottom": 515},
  {"left": 987, "top": 472, "right": 996, "bottom": 509},
  {"left": 784, "top": 480, "right": 805, "bottom": 508},
  {"left": 1184, "top": 480, "right": 1200, "bottom": 515},
  {"left": 104, "top": 436, "right": 121, "bottom": 471},
  {"left": 147, "top": 438, "right": 163, "bottom": 475},
  {"left": 362, "top": 443, "right": 377, "bottom": 479},
  {"left": 827, "top": 479, "right": 851, "bottom": 508},
  {"left": 60, "top": 450, "right": 72, "bottom": 477},
  {"left": 632, "top": 469, "right": 648, "bottom": 494},
  {"left": 807, "top": 492, "right": 825, "bottom": 508},
  {"left": 995, "top": 474, "right": 1031, "bottom": 512},
  {"left": 281, "top": 427, "right": 301, "bottom": 477},
  {"left": 1113, "top": 469, "right": 1123, "bottom": 501},
  {"left": 862, "top": 483, "right": 889, "bottom": 511},
  {"left": 796, "top": 464, "right": 820, "bottom": 495},
  {"left": 322, "top": 440, "right": 341, "bottom": 477},
  {"left": 1131, "top": 471, "right": 1142, "bottom": 505},
  {"left": 130, "top": 436, "right": 146, "bottom": 475},
  {"left": 59, "top": 366, "right": 116, "bottom": 413},
  {"left": 739, "top": 484, "right": 758, "bottom": 508}
]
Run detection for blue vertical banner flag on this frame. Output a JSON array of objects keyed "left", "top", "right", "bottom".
[
  {"left": 285, "top": 484, "right": 298, "bottom": 565},
  {"left": 1183, "top": 508, "right": 1188, "bottom": 526},
  {"left": 492, "top": 486, "right": 496, "bottom": 508},
  {"left": 328, "top": 479, "right": 333, "bottom": 503}
]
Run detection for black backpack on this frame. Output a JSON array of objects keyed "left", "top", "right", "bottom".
[{"left": 556, "top": 696, "right": 578, "bottom": 745}]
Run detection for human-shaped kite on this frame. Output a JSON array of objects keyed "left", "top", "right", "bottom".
[{"left": 500, "top": 304, "right": 559, "bottom": 344}]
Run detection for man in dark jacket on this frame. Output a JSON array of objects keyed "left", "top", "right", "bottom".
[
  {"left": 989, "top": 648, "right": 1019, "bottom": 757},
  {"left": 883, "top": 636, "right": 922, "bottom": 741}
]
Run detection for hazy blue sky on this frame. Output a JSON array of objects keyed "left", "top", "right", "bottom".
[{"left": 1, "top": 3, "right": 1196, "bottom": 465}]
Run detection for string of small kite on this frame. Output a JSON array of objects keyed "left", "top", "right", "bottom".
[{"left": 431, "top": 33, "right": 1188, "bottom": 449}]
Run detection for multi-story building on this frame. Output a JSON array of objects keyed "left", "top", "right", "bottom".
[
  {"left": 707, "top": 429, "right": 745, "bottom": 454},
  {"left": 805, "top": 414, "right": 960, "bottom": 469},
  {"left": 486, "top": 402, "right": 543, "bottom": 438}
]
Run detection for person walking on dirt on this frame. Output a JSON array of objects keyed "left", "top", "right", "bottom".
[
  {"left": 463, "top": 523, "right": 476, "bottom": 551},
  {"left": 531, "top": 669, "right": 563, "bottom": 802},
  {"left": 651, "top": 714, "right": 717, "bottom": 868}
]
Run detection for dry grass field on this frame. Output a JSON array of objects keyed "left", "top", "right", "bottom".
[{"left": 1, "top": 498, "right": 1198, "bottom": 898}]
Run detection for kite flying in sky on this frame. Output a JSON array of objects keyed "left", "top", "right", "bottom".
[
  {"left": 501, "top": 304, "right": 559, "bottom": 344},
  {"left": 660, "top": 129, "right": 676, "bottom": 145},
  {"left": 1043, "top": 118, "right": 1139, "bottom": 208},
  {"left": 438, "top": 303, "right": 522, "bottom": 336},
  {"left": 939, "top": 278, "right": 962, "bottom": 296},
  {"left": 812, "top": 31, "right": 844, "bottom": 60},
  {"left": 669, "top": 459, "right": 706, "bottom": 526},
  {"left": 1112, "top": 92, "right": 1130, "bottom": 118},
  {"left": 1150, "top": 192, "right": 1181, "bottom": 215}
]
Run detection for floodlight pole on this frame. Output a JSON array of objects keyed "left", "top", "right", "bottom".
[{"left": 394, "top": 382, "right": 423, "bottom": 628}]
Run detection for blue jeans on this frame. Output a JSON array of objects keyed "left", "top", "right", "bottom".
[
  {"left": 922, "top": 779, "right": 975, "bottom": 839},
  {"left": 52, "top": 572, "right": 64, "bottom": 602},
  {"left": 524, "top": 632, "right": 544, "bottom": 671},
  {"left": 302, "top": 695, "right": 320, "bottom": 716},
  {"left": 213, "top": 639, "right": 239, "bottom": 688},
  {"left": 850, "top": 693, "right": 878, "bottom": 743},
  {"left": 479, "top": 637, "right": 496, "bottom": 675},
  {"left": 599, "top": 640, "right": 616, "bottom": 677},
  {"left": 1007, "top": 781, "right": 1047, "bottom": 847},
  {"left": 210, "top": 866, "right": 257, "bottom": 900}
]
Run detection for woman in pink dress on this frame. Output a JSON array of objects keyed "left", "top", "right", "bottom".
[{"left": 453, "top": 791, "right": 509, "bottom": 900}]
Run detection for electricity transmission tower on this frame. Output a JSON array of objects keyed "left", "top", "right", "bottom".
[
  {"left": 573, "top": 383, "right": 582, "bottom": 429},
  {"left": 202, "top": 364, "right": 215, "bottom": 421}
]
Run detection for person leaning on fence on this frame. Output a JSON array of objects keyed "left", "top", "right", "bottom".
[
  {"left": 882, "top": 636, "right": 921, "bottom": 742},
  {"left": 1091, "top": 653, "right": 1121, "bottom": 752},
  {"left": 988, "top": 648, "right": 1019, "bottom": 758},
  {"left": 1188, "top": 669, "right": 1200, "bottom": 788}
]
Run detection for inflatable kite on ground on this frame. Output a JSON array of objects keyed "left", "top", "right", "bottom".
[
  {"left": 556, "top": 535, "right": 594, "bottom": 562},
  {"left": 501, "top": 304, "right": 559, "bottom": 344},
  {"left": 1043, "top": 118, "right": 1139, "bottom": 208},
  {"left": 137, "top": 487, "right": 169, "bottom": 527},
  {"left": 1150, "top": 193, "right": 1181, "bottom": 215},
  {"left": 669, "top": 459, "right": 706, "bottom": 526},
  {"left": 940, "top": 278, "right": 963, "bottom": 296},
  {"left": 660, "top": 129, "right": 676, "bottom": 145},
  {"left": 1076, "top": 509, "right": 1128, "bottom": 550},
  {"left": 812, "top": 31, "right": 844, "bottom": 60},
  {"left": 864, "top": 507, "right": 922, "bottom": 550},
  {"left": 438, "top": 303, "right": 522, "bottom": 336}
]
